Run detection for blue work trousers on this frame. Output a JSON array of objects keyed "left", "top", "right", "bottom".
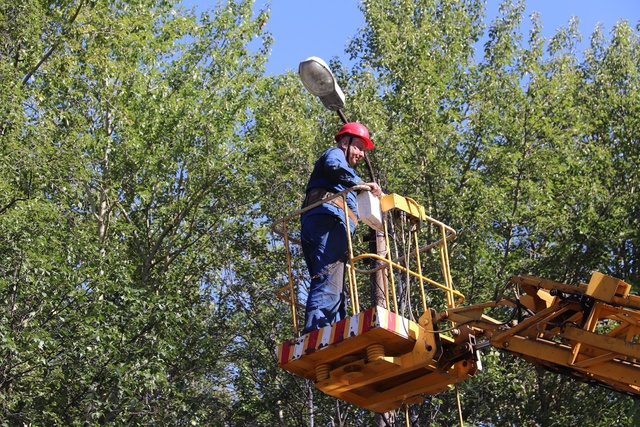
[{"left": 300, "top": 214, "right": 352, "bottom": 334}]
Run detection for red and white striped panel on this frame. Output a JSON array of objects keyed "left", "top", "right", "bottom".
[{"left": 276, "top": 306, "right": 410, "bottom": 366}]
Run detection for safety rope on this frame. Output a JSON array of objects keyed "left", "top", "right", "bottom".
[
  {"left": 455, "top": 384, "right": 464, "bottom": 427},
  {"left": 404, "top": 403, "right": 410, "bottom": 426}
]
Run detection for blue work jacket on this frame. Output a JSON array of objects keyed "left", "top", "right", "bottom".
[{"left": 302, "top": 147, "right": 363, "bottom": 227}]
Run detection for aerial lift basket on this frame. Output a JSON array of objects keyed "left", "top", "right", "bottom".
[{"left": 272, "top": 188, "right": 479, "bottom": 412}]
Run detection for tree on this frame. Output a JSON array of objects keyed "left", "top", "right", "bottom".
[
  {"left": 255, "top": 0, "right": 639, "bottom": 425},
  {"left": 2, "top": 0, "right": 640, "bottom": 425},
  {"left": 579, "top": 21, "right": 640, "bottom": 285},
  {"left": 0, "top": 0, "right": 274, "bottom": 424}
]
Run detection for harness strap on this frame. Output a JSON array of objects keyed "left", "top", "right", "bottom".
[{"left": 305, "top": 189, "right": 358, "bottom": 225}]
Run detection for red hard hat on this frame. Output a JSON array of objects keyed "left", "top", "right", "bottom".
[{"left": 334, "top": 122, "right": 374, "bottom": 150}]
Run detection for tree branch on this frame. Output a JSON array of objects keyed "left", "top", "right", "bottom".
[{"left": 22, "top": 0, "right": 86, "bottom": 86}]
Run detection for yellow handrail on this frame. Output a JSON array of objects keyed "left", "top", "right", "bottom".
[
  {"left": 350, "top": 253, "right": 465, "bottom": 307},
  {"left": 271, "top": 188, "right": 464, "bottom": 335}
]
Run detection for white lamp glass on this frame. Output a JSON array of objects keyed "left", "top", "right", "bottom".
[{"left": 298, "top": 56, "right": 345, "bottom": 110}]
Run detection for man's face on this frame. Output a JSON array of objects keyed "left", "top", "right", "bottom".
[{"left": 340, "top": 137, "right": 367, "bottom": 166}]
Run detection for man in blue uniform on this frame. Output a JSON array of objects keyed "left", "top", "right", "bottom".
[{"left": 301, "top": 122, "right": 382, "bottom": 334}]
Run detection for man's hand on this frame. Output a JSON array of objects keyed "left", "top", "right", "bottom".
[{"left": 364, "top": 182, "right": 382, "bottom": 196}]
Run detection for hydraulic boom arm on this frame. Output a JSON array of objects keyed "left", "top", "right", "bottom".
[{"left": 436, "top": 271, "right": 640, "bottom": 397}]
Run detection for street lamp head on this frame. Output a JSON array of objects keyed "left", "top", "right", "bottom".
[
  {"left": 298, "top": 57, "right": 334, "bottom": 96},
  {"left": 298, "top": 56, "right": 345, "bottom": 111}
]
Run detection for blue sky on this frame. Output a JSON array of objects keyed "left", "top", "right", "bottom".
[{"left": 184, "top": 1, "right": 640, "bottom": 75}]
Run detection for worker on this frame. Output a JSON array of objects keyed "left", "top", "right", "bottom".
[{"left": 300, "top": 122, "right": 382, "bottom": 334}]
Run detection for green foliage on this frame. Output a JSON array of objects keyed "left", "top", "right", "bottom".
[
  {"left": 1, "top": 0, "right": 274, "bottom": 424},
  {"left": 257, "top": 0, "right": 639, "bottom": 425},
  {"left": 2, "top": 0, "right": 640, "bottom": 425},
  {"left": 461, "top": 349, "right": 635, "bottom": 427}
]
